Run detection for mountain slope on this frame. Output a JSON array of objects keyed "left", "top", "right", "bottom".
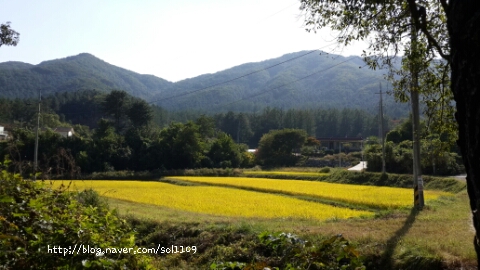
[
  {"left": 0, "top": 51, "right": 408, "bottom": 117},
  {"left": 0, "top": 53, "right": 173, "bottom": 99},
  {"left": 151, "top": 51, "right": 407, "bottom": 116}
]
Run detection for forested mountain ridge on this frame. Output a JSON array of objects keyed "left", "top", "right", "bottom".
[
  {"left": 0, "top": 51, "right": 408, "bottom": 117},
  {"left": 152, "top": 51, "right": 407, "bottom": 116},
  {"left": 0, "top": 53, "right": 173, "bottom": 99}
]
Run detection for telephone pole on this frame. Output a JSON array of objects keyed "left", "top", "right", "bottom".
[
  {"left": 33, "top": 90, "right": 41, "bottom": 181},
  {"left": 411, "top": 18, "right": 424, "bottom": 208},
  {"left": 376, "top": 84, "right": 386, "bottom": 174}
]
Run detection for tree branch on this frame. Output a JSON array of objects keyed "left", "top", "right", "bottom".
[
  {"left": 406, "top": 0, "right": 450, "bottom": 62},
  {"left": 439, "top": 0, "right": 448, "bottom": 14}
]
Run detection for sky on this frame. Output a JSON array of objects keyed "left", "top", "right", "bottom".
[{"left": 0, "top": 0, "right": 367, "bottom": 82}]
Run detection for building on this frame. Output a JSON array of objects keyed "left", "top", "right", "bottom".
[
  {"left": 0, "top": 125, "right": 8, "bottom": 141},
  {"left": 41, "top": 127, "right": 75, "bottom": 138},
  {"left": 317, "top": 137, "right": 364, "bottom": 152}
]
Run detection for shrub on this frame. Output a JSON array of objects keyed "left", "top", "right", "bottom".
[
  {"left": 319, "top": 167, "right": 331, "bottom": 173},
  {"left": 0, "top": 161, "right": 153, "bottom": 269},
  {"left": 76, "top": 188, "right": 108, "bottom": 208},
  {"left": 211, "top": 232, "right": 366, "bottom": 269}
]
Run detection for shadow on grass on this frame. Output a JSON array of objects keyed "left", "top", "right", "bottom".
[{"left": 379, "top": 207, "right": 420, "bottom": 269}]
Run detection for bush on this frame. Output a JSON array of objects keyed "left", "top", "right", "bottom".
[
  {"left": 319, "top": 167, "right": 331, "bottom": 173},
  {"left": 211, "top": 232, "right": 365, "bottom": 269},
  {"left": 76, "top": 188, "right": 108, "bottom": 208},
  {"left": 0, "top": 161, "right": 153, "bottom": 269},
  {"left": 326, "top": 169, "right": 466, "bottom": 192}
]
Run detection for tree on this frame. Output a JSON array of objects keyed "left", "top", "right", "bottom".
[
  {"left": 0, "top": 22, "right": 19, "bottom": 47},
  {"left": 257, "top": 129, "right": 307, "bottom": 167},
  {"left": 195, "top": 114, "right": 216, "bottom": 139},
  {"left": 300, "top": 0, "right": 480, "bottom": 265},
  {"left": 157, "top": 122, "right": 204, "bottom": 169},
  {"left": 208, "top": 132, "right": 242, "bottom": 168},
  {"left": 91, "top": 119, "right": 129, "bottom": 171},
  {"left": 447, "top": 2, "right": 480, "bottom": 266},
  {"left": 102, "top": 90, "right": 130, "bottom": 130},
  {"left": 127, "top": 100, "right": 153, "bottom": 128}
]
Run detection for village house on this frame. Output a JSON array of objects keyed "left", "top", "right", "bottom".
[
  {"left": 316, "top": 137, "right": 364, "bottom": 153},
  {"left": 41, "top": 127, "right": 75, "bottom": 138},
  {"left": 0, "top": 125, "right": 8, "bottom": 141}
]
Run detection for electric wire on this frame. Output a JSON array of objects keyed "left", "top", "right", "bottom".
[
  {"left": 148, "top": 49, "right": 325, "bottom": 105},
  {"left": 214, "top": 58, "right": 352, "bottom": 109}
]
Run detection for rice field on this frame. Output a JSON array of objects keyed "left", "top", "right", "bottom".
[
  {"left": 168, "top": 176, "right": 452, "bottom": 209},
  {"left": 50, "top": 180, "right": 373, "bottom": 221},
  {"left": 243, "top": 171, "right": 329, "bottom": 177}
]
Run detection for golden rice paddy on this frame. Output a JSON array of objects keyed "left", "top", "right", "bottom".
[
  {"left": 51, "top": 180, "right": 373, "bottom": 221},
  {"left": 243, "top": 171, "right": 328, "bottom": 176},
  {"left": 168, "top": 177, "right": 452, "bottom": 209}
]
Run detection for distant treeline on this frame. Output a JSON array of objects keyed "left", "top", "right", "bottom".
[{"left": 0, "top": 89, "right": 388, "bottom": 148}]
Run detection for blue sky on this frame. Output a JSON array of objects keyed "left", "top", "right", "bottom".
[{"left": 0, "top": 0, "right": 366, "bottom": 82}]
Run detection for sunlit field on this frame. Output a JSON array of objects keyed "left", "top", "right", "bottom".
[
  {"left": 243, "top": 170, "right": 329, "bottom": 177},
  {"left": 168, "top": 176, "right": 452, "bottom": 209},
  {"left": 50, "top": 180, "right": 373, "bottom": 220}
]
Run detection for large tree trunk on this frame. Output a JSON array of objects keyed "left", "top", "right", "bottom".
[{"left": 447, "top": 1, "right": 480, "bottom": 267}]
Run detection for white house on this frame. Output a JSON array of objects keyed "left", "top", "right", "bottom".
[
  {"left": 52, "top": 127, "right": 75, "bottom": 138},
  {"left": 0, "top": 125, "right": 8, "bottom": 141}
]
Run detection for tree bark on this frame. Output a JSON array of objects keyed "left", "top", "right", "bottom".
[{"left": 447, "top": 1, "right": 480, "bottom": 267}]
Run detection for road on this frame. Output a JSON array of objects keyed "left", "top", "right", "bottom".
[{"left": 348, "top": 161, "right": 367, "bottom": 171}]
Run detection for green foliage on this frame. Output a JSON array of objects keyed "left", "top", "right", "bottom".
[
  {"left": 75, "top": 188, "right": 108, "bottom": 208},
  {"left": 0, "top": 90, "right": 407, "bottom": 175},
  {"left": 0, "top": 22, "right": 19, "bottom": 47},
  {"left": 208, "top": 132, "right": 243, "bottom": 168},
  {"left": 156, "top": 121, "right": 205, "bottom": 169},
  {"left": 257, "top": 129, "right": 307, "bottom": 167},
  {"left": 252, "top": 232, "right": 365, "bottom": 269},
  {"left": 102, "top": 90, "right": 130, "bottom": 130},
  {"left": 319, "top": 167, "right": 331, "bottom": 173},
  {"left": 365, "top": 139, "right": 462, "bottom": 176},
  {"left": 0, "top": 161, "right": 153, "bottom": 269}
]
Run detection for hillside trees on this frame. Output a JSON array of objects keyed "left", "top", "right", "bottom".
[
  {"left": 102, "top": 90, "right": 154, "bottom": 131},
  {"left": 102, "top": 90, "right": 130, "bottom": 130},
  {"left": 127, "top": 100, "right": 153, "bottom": 128}
]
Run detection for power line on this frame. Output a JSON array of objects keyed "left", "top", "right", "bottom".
[
  {"left": 148, "top": 47, "right": 337, "bottom": 105},
  {"left": 215, "top": 58, "right": 352, "bottom": 109},
  {"left": 42, "top": 57, "right": 353, "bottom": 116},
  {"left": 33, "top": 47, "right": 353, "bottom": 117}
]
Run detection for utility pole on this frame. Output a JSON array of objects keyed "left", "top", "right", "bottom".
[
  {"left": 33, "top": 90, "right": 41, "bottom": 181},
  {"left": 411, "top": 18, "right": 424, "bottom": 208},
  {"left": 376, "top": 84, "right": 386, "bottom": 174},
  {"left": 339, "top": 142, "right": 341, "bottom": 167}
]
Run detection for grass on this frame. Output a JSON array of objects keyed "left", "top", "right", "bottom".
[{"left": 106, "top": 191, "right": 476, "bottom": 269}]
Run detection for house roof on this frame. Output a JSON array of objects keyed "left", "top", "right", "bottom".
[
  {"left": 317, "top": 137, "right": 364, "bottom": 142},
  {"left": 52, "top": 127, "right": 74, "bottom": 133}
]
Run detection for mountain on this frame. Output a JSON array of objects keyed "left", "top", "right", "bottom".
[
  {"left": 0, "top": 53, "right": 173, "bottom": 99},
  {"left": 0, "top": 51, "right": 408, "bottom": 117},
  {"left": 151, "top": 51, "right": 407, "bottom": 116}
]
